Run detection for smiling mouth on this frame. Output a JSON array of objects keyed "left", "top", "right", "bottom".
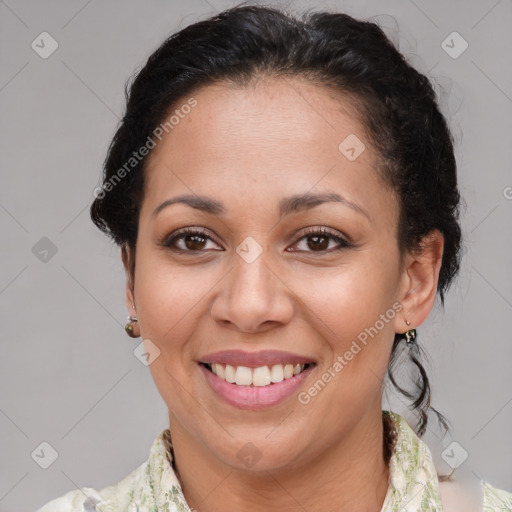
[{"left": 200, "top": 362, "right": 315, "bottom": 387}]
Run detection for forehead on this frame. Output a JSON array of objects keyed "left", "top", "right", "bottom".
[
  {"left": 142, "top": 76, "right": 396, "bottom": 226},
  {"left": 149, "top": 76, "right": 368, "bottom": 160}
]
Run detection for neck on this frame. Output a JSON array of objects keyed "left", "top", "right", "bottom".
[{"left": 168, "top": 407, "right": 392, "bottom": 512}]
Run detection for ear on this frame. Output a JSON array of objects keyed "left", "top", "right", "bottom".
[
  {"left": 121, "top": 244, "right": 137, "bottom": 318},
  {"left": 393, "top": 229, "right": 444, "bottom": 334}
]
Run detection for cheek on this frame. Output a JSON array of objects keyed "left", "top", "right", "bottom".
[
  {"left": 292, "top": 259, "right": 397, "bottom": 340},
  {"left": 135, "top": 253, "right": 215, "bottom": 340},
  {"left": 289, "top": 258, "right": 397, "bottom": 396},
  {"left": 300, "top": 270, "right": 395, "bottom": 419},
  {"left": 135, "top": 258, "right": 208, "bottom": 413}
]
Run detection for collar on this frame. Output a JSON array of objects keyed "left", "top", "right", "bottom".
[{"left": 380, "top": 410, "right": 443, "bottom": 511}]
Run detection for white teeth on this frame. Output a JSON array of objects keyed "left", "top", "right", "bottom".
[
  {"left": 224, "top": 364, "right": 236, "bottom": 383},
  {"left": 208, "top": 362, "right": 307, "bottom": 386},
  {"left": 253, "top": 366, "right": 271, "bottom": 386},
  {"left": 270, "top": 364, "right": 284, "bottom": 383},
  {"left": 235, "top": 366, "right": 253, "bottom": 386},
  {"left": 283, "top": 364, "right": 294, "bottom": 379},
  {"left": 213, "top": 363, "right": 225, "bottom": 379}
]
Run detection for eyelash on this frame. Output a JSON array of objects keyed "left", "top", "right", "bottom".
[{"left": 158, "top": 227, "right": 353, "bottom": 255}]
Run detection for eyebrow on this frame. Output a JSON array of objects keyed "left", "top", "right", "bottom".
[{"left": 152, "top": 192, "right": 370, "bottom": 221}]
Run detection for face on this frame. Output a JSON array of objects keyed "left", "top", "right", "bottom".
[{"left": 123, "top": 76, "right": 430, "bottom": 471}]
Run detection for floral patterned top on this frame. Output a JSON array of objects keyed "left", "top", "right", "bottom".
[{"left": 36, "top": 410, "right": 512, "bottom": 511}]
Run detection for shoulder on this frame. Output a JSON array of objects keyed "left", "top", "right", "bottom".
[
  {"left": 35, "top": 486, "right": 104, "bottom": 512},
  {"left": 439, "top": 478, "right": 482, "bottom": 512},
  {"left": 35, "top": 428, "right": 183, "bottom": 512},
  {"left": 439, "top": 478, "right": 512, "bottom": 512},
  {"left": 481, "top": 481, "right": 512, "bottom": 511},
  {"left": 35, "top": 460, "right": 147, "bottom": 512}
]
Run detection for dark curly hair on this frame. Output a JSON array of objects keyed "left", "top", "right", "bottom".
[{"left": 90, "top": 3, "right": 463, "bottom": 474}]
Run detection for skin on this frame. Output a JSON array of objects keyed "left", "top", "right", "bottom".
[{"left": 121, "top": 76, "right": 444, "bottom": 512}]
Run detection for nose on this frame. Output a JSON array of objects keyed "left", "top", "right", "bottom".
[{"left": 210, "top": 249, "right": 294, "bottom": 334}]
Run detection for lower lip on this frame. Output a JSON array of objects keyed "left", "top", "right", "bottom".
[{"left": 199, "top": 363, "right": 315, "bottom": 410}]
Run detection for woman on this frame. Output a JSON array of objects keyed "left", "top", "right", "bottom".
[{"left": 37, "top": 4, "right": 512, "bottom": 512}]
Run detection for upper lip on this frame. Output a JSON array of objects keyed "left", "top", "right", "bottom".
[{"left": 199, "top": 350, "right": 316, "bottom": 368}]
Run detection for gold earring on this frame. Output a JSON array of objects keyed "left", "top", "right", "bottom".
[
  {"left": 403, "top": 319, "right": 416, "bottom": 344},
  {"left": 125, "top": 315, "right": 140, "bottom": 338}
]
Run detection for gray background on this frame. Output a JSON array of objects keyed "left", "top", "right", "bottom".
[{"left": 1, "top": 0, "right": 511, "bottom": 510}]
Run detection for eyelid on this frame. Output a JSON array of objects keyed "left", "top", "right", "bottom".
[
  {"left": 297, "top": 226, "right": 350, "bottom": 242},
  {"left": 159, "top": 225, "right": 352, "bottom": 253},
  {"left": 290, "top": 226, "right": 352, "bottom": 251},
  {"left": 158, "top": 226, "right": 222, "bottom": 249}
]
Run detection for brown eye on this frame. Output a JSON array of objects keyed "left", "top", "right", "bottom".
[
  {"left": 290, "top": 227, "right": 352, "bottom": 253},
  {"left": 182, "top": 233, "right": 208, "bottom": 250},
  {"left": 159, "top": 227, "right": 352, "bottom": 255},
  {"left": 160, "top": 228, "right": 222, "bottom": 253}
]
